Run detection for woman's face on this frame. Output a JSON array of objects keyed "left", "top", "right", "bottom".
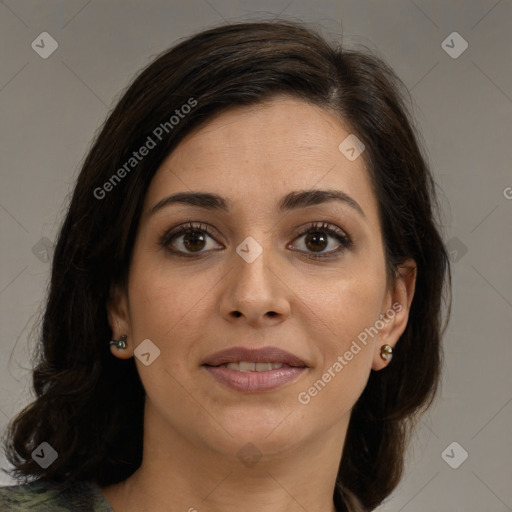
[{"left": 109, "top": 96, "right": 415, "bottom": 460}]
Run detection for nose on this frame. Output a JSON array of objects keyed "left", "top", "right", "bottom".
[{"left": 218, "top": 241, "right": 291, "bottom": 327}]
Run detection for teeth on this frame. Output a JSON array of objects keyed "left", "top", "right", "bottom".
[
  {"left": 225, "top": 361, "right": 284, "bottom": 372},
  {"left": 255, "top": 362, "right": 274, "bottom": 371},
  {"left": 238, "top": 361, "right": 255, "bottom": 372}
]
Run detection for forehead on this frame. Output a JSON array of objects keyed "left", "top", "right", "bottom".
[{"left": 144, "top": 97, "right": 377, "bottom": 219}]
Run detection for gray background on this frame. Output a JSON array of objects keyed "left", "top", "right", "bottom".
[{"left": 1, "top": 1, "right": 511, "bottom": 511}]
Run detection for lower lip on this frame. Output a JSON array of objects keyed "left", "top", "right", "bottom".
[{"left": 203, "top": 365, "right": 307, "bottom": 392}]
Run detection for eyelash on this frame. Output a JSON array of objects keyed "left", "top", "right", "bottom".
[{"left": 158, "top": 221, "right": 353, "bottom": 260}]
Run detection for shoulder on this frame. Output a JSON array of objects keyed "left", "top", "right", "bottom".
[{"left": 0, "top": 479, "right": 113, "bottom": 511}]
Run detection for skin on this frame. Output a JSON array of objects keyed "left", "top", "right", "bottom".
[{"left": 102, "top": 96, "right": 416, "bottom": 512}]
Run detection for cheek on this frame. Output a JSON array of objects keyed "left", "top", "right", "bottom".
[
  {"left": 336, "top": 277, "right": 386, "bottom": 340},
  {"left": 127, "top": 250, "right": 208, "bottom": 339},
  {"left": 298, "top": 301, "right": 379, "bottom": 420},
  {"left": 325, "top": 283, "right": 382, "bottom": 372},
  {"left": 304, "top": 254, "right": 387, "bottom": 346},
  {"left": 126, "top": 261, "right": 211, "bottom": 421},
  {"left": 295, "top": 260, "right": 387, "bottom": 413},
  {"left": 126, "top": 256, "right": 222, "bottom": 393}
]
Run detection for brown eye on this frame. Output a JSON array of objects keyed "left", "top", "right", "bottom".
[
  {"left": 304, "top": 231, "right": 328, "bottom": 252},
  {"left": 182, "top": 229, "right": 207, "bottom": 252},
  {"left": 290, "top": 222, "right": 353, "bottom": 260},
  {"left": 160, "top": 222, "right": 223, "bottom": 257}
]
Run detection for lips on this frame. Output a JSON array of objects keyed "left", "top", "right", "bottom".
[
  {"left": 202, "top": 346, "right": 308, "bottom": 368},
  {"left": 202, "top": 346, "right": 308, "bottom": 392},
  {"left": 223, "top": 361, "right": 285, "bottom": 372}
]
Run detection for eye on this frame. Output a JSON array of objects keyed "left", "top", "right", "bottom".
[
  {"left": 159, "top": 222, "right": 223, "bottom": 257},
  {"left": 159, "top": 220, "right": 353, "bottom": 260},
  {"left": 289, "top": 222, "right": 353, "bottom": 259}
]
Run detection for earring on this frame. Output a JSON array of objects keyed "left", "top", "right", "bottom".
[
  {"left": 110, "top": 335, "right": 127, "bottom": 350},
  {"left": 380, "top": 344, "right": 393, "bottom": 362}
]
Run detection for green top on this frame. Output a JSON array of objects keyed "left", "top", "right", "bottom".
[
  {"left": 1, "top": 479, "right": 353, "bottom": 511},
  {"left": 0, "top": 480, "right": 113, "bottom": 511}
]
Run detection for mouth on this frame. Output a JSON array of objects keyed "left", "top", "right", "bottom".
[
  {"left": 202, "top": 346, "right": 308, "bottom": 368},
  {"left": 201, "top": 346, "right": 308, "bottom": 392},
  {"left": 215, "top": 361, "right": 289, "bottom": 372}
]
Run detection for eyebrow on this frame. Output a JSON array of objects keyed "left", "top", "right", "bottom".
[{"left": 149, "top": 189, "right": 366, "bottom": 218}]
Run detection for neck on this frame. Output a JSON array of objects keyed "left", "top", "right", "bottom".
[{"left": 102, "top": 403, "right": 349, "bottom": 512}]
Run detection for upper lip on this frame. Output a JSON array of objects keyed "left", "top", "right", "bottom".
[{"left": 202, "top": 346, "right": 308, "bottom": 367}]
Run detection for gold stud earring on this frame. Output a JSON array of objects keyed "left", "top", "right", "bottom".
[
  {"left": 110, "top": 335, "right": 127, "bottom": 350},
  {"left": 380, "top": 344, "right": 393, "bottom": 362}
]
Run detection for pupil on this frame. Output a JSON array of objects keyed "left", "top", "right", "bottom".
[
  {"left": 184, "top": 230, "right": 206, "bottom": 251},
  {"left": 306, "top": 231, "right": 327, "bottom": 252}
]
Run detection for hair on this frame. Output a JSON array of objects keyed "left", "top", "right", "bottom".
[{"left": 2, "top": 19, "right": 450, "bottom": 512}]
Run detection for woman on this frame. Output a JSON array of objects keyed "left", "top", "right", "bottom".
[{"left": 0, "top": 19, "right": 450, "bottom": 512}]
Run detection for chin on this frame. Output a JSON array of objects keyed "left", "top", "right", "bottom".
[{"left": 202, "top": 407, "right": 310, "bottom": 456}]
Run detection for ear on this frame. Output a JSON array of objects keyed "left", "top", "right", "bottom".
[
  {"left": 371, "top": 259, "right": 417, "bottom": 370},
  {"left": 107, "top": 283, "right": 134, "bottom": 360}
]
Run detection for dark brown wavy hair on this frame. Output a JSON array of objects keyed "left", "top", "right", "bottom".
[{"left": 2, "top": 19, "right": 450, "bottom": 512}]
